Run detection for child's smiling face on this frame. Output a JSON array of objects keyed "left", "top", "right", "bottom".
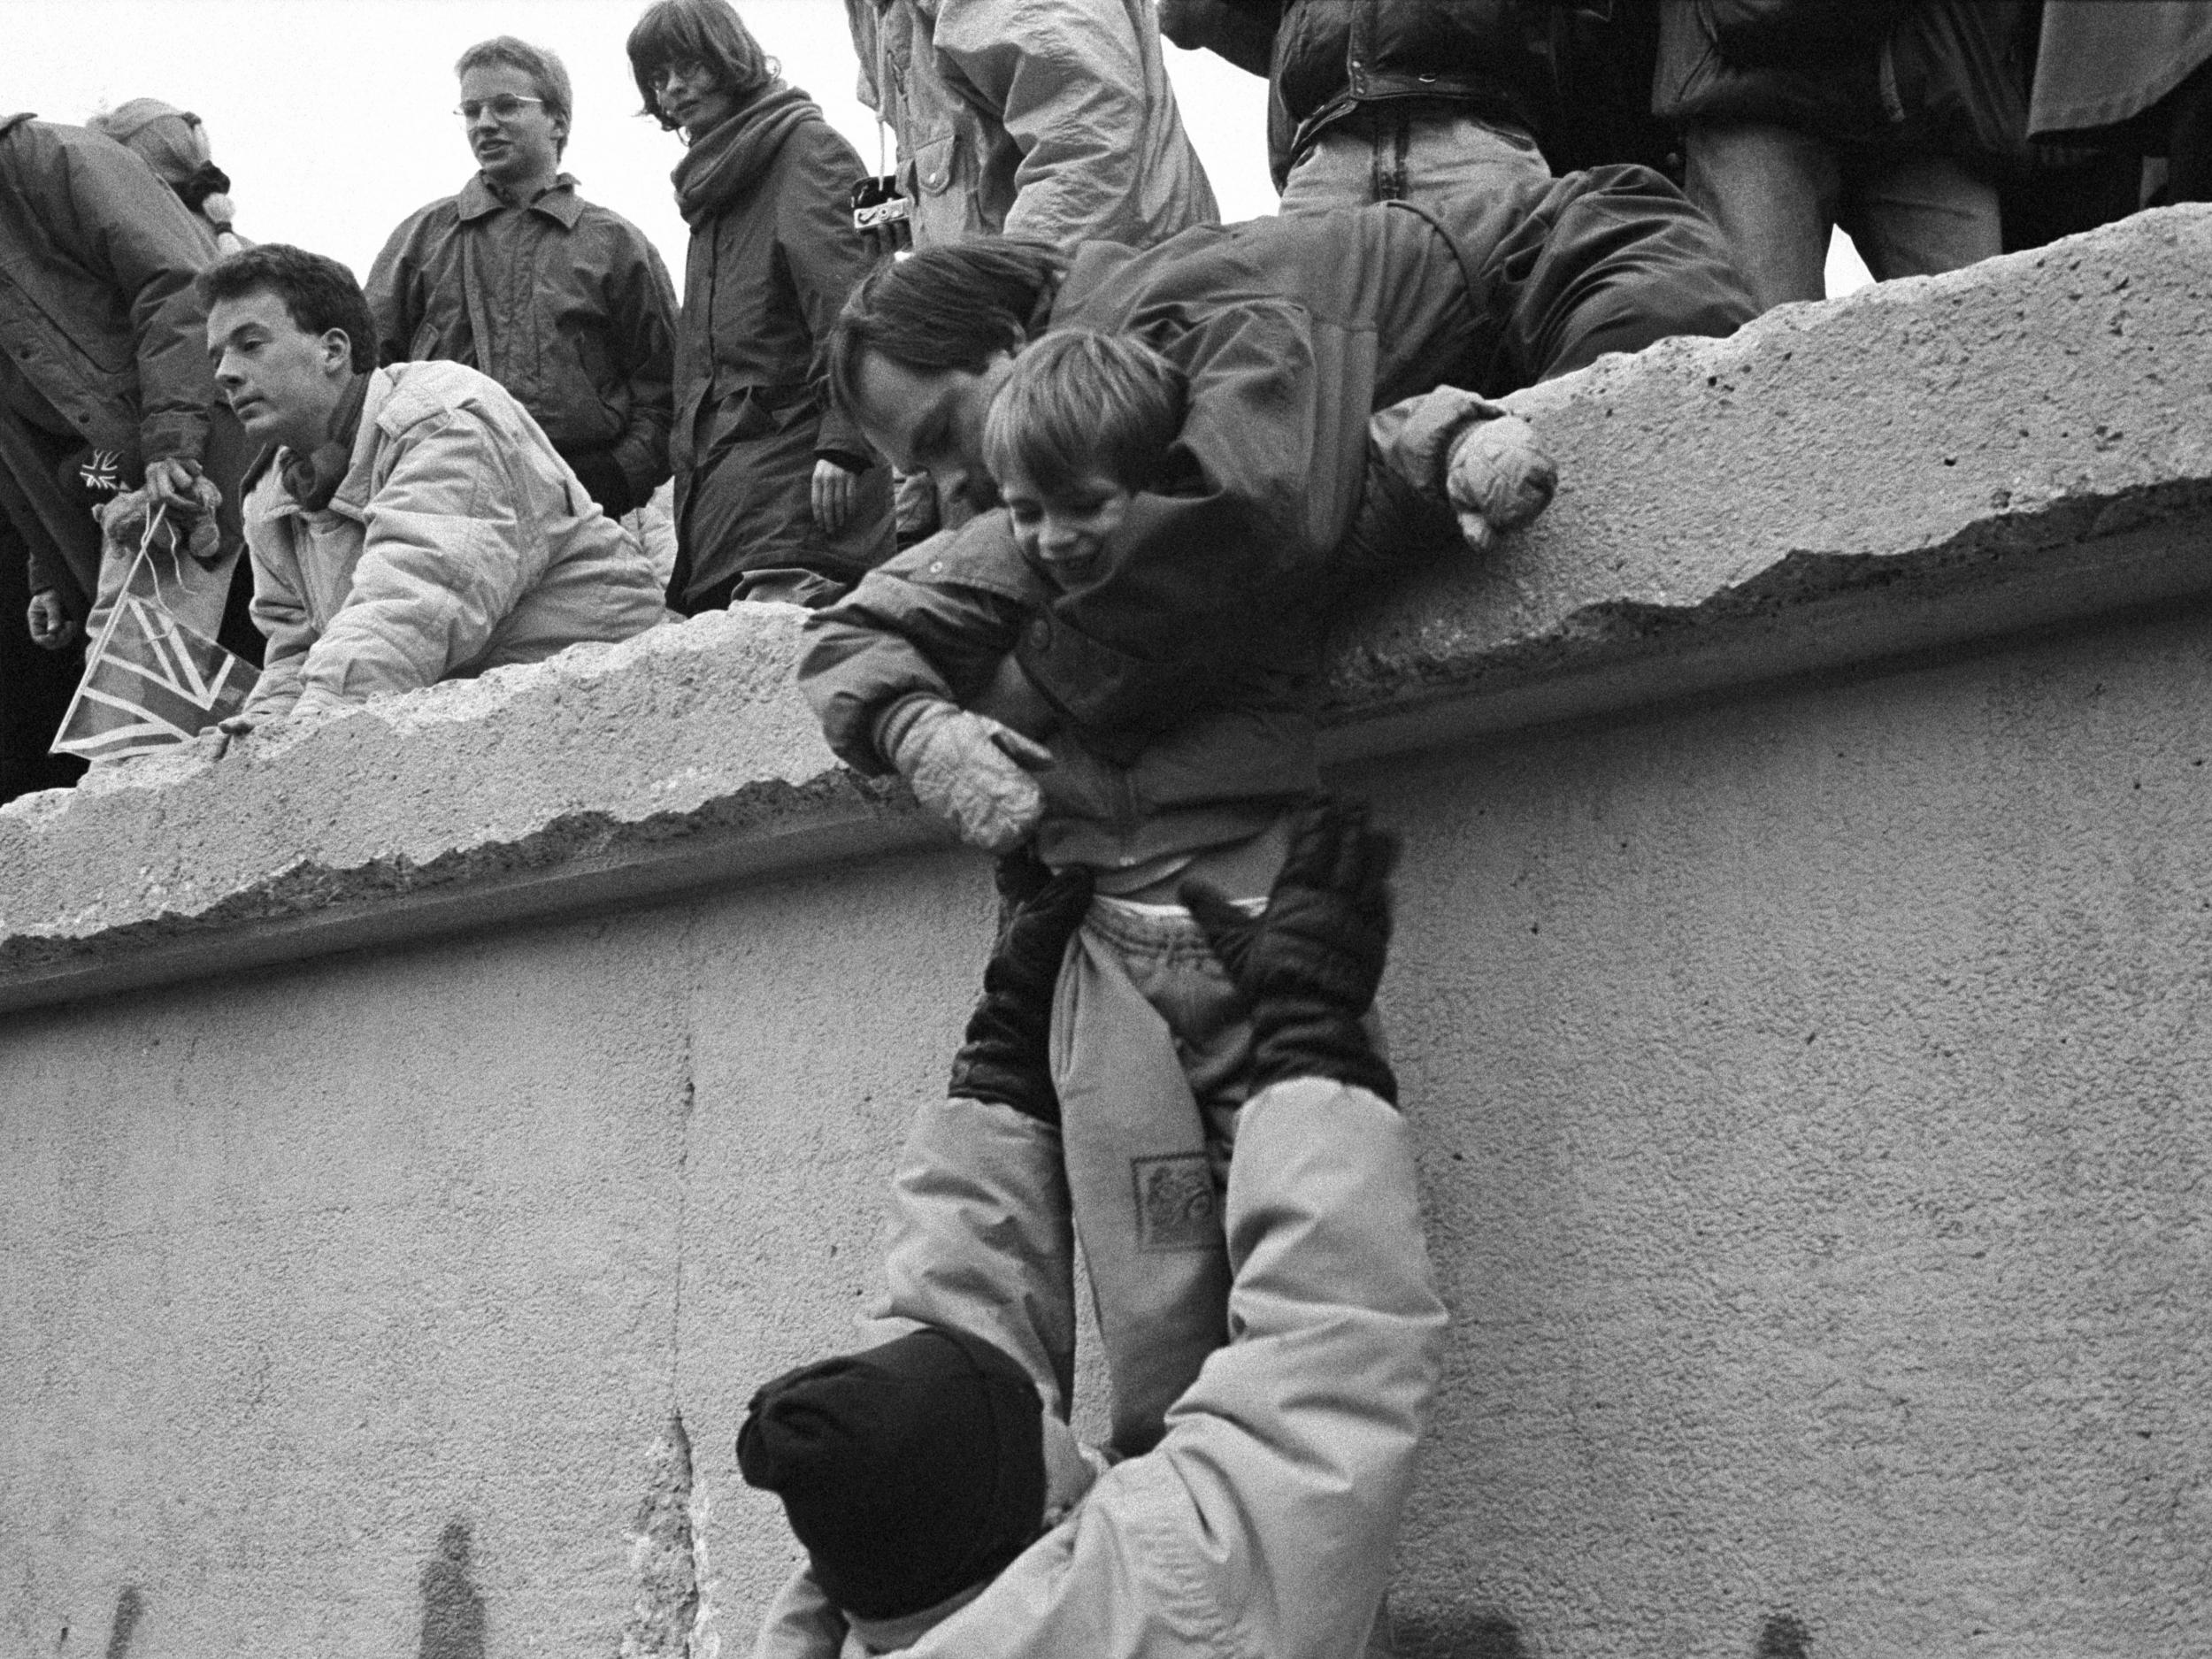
[{"left": 998, "top": 465, "right": 1133, "bottom": 574}]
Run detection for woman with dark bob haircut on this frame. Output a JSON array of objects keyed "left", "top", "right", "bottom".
[{"left": 628, "top": 0, "right": 892, "bottom": 611}]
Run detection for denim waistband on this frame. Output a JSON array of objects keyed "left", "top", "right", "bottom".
[{"left": 1084, "top": 892, "right": 1264, "bottom": 962}]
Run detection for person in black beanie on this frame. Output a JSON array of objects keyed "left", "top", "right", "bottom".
[{"left": 740, "top": 800, "right": 1447, "bottom": 1659}]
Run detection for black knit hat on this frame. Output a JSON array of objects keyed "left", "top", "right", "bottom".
[{"left": 736, "top": 1325, "right": 1048, "bottom": 1621}]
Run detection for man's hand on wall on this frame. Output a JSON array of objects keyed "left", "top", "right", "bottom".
[{"left": 1448, "top": 415, "right": 1556, "bottom": 554}]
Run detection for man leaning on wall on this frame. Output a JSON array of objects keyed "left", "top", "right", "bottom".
[
  {"left": 203, "top": 244, "right": 666, "bottom": 730},
  {"left": 842, "top": 0, "right": 1219, "bottom": 544},
  {"left": 365, "top": 36, "right": 680, "bottom": 530}
]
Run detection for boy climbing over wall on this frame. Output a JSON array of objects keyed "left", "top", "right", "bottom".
[{"left": 800, "top": 323, "right": 1553, "bottom": 1456}]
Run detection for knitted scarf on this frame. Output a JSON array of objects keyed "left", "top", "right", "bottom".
[
  {"left": 670, "top": 82, "right": 821, "bottom": 228},
  {"left": 279, "top": 371, "right": 369, "bottom": 511}
]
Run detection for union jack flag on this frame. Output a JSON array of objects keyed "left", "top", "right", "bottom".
[{"left": 50, "top": 592, "right": 258, "bottom": 761}]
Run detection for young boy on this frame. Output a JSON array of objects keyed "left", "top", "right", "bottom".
[{"left": 803, "top": 326, "right": 1550, "bottom": 1455}]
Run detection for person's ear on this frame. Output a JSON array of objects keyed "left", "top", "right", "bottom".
[{"left": 319, "top": 329, "right": 354, "bottom": 375}]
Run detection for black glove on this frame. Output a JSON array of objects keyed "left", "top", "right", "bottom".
[
  {"left": 947, "top": 856, "right": 1094, "bottom": 1125},
  {"left": 1180, "top": 799, "right": 1401, "bottom": 1105},
  {"left": 568, "top": 449, "right": 636, "bottom": 519}
]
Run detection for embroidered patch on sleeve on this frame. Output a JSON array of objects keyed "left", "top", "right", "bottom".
[{"left": 1131, "top": 1153, "right": 1220, "bottom": 1254}]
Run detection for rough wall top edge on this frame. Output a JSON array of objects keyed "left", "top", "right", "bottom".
[{"left": 4, "top": 207, "right": 2208, "bottom": 1014}]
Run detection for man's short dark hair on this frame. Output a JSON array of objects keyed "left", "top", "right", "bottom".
[
  {"left": 827, "top": 240, "right": 1068, "bottom": 414},
  {"left": 627, "top": 0, "right": 777, "bottom": 129},
  {"left": 983, "top": 329, "right": 1187, "bottom": 498},
  {"left": 197, "top": 245, "right": 375, "bottom": 373},
  {"left": 457, "top": 36, "right": 574, "bottom": 155}
]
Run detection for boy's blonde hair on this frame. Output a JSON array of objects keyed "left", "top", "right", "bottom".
[{"left": 982, "top": 330, "right": 1187, "bottom": 499}]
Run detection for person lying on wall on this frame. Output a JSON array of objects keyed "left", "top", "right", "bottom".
[
  {"left": 200, "top": 244, "right": 668, "bottom": 730},
  {"left": 740, "top": 802, "right": 1447, "bottom": 1659}
]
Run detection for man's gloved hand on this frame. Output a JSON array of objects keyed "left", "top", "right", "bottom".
[
  {"left": 948, "top": 851, "right": 1094, "bottom": 1123},
  {"left": 97, "top": 475, "right": 226, "bottom": 568},
  {"left": 879, "top": 695, "right": 1055, "bottom": 853},
  {"left": 1180, "top": 798, "right": 1402, "bottom": 1105},
  {"left": 1447, "top": 413, "right": 1555, "bottom": 553}
]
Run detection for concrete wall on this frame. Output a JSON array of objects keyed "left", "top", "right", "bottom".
[{"left": 5, "top": 210, "right": 2211, "bottom": 1657}]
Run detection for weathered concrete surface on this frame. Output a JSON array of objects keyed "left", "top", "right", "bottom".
[
  {"left": 7, "top": 599, "right": 2208, "bottom": 1656},
  {"left": 5, "top": 207, "right": 2211, "bottom": 1014},
  {"left": 5, "top": 207, "right": 2212, "bottom": 1656}
]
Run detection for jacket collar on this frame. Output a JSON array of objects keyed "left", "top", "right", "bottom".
[
  {"left": 262, "top": 368, "right": 396, "bottom": 526},
  {"left": 456, "top": 170, "right": 585, "bottom": 228}
]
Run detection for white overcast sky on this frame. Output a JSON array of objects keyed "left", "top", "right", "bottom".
[{"left": 2, "top": 0, "right": 1870, "bottom": 292}]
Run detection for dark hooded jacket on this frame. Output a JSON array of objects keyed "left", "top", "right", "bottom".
[{"left": 1209, "top": 0, "right": 1672, "bottom": 183}]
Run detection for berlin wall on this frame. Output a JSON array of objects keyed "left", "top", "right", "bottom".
[{"left": 4, "top": 207, "right": 2210, "bottom": 1659}]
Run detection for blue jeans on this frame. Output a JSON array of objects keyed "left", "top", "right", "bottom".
[
  {"left": 1279, "top": 106, "right": 1553, "bottom": 236},
  {"left": 1683, "top": 122, "right": 2001, "bottom": 311}
]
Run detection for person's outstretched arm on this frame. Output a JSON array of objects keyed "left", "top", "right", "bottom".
[
  {"left": 872, "top": 853, "right": 1094, "bottom": 1417},
  {"left": 904, "top": 803, "right": 1448, "bottom": 1659}
]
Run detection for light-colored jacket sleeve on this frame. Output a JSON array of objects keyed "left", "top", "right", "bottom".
[
  {"left": 752, "top": 1562, "right": 850, "bottom": 1659},
  {"left": 293, "top": 402, "right": 548, "bottom": 707},
  {"left": 930, "top": 0, "right": 1159, "bottom": 249},
  {"left": 240, "top": 507, "right": 311, "bottom": 721},
  {"left": 908, "top": 1076, "right": 1448, "bottom": 1659},
  {"left": 870, "top": 1096, "right": 1079, "bottom": 1421}
]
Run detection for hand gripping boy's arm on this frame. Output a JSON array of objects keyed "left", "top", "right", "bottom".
[
  {"left": 800, "top": 535, "right": 1056, "bottom": 853},
  {"left": 1183, "top": 797, "right": 1402, "bottom": 1103}
]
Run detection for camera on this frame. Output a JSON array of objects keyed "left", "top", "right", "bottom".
[{"left": 851, "top": 174, "right": 910, "bottom": 233}]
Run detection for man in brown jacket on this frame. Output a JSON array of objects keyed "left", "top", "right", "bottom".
[{"left": 366, "top": 37, "right": 679, "bottom": 522}]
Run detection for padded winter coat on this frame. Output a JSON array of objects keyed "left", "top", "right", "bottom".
[
  {"left": 846, "top": 0, "right": 1217, "bottom": 250},
  {"left": 238, "top": 361, "right": 665, "bottom": 719},
  {"left": 753, "top": 1076, "right": 1447, "bottom": 1659}
]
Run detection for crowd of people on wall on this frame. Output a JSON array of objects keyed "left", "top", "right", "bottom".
[
  {"left": 3, "top": 1, "right": 2201, "bottom": 800},
  {"left": 3, "top": 2, "right": 2208, "bottom": 1651}
]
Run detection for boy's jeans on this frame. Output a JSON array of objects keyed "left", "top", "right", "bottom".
[
  {"left": 1049, "top": 895, "right": 1388, "bottom": 1455},
  {"left": 1051, "top": 898, "right": 1246, "bottom": 1456}
]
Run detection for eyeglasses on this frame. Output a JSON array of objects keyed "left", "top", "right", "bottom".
[
  {"left": 649, "top": 62, "right": 708, "bottom": 93},
  {"left": 456, "top": 95, "right": 544, "bottom": 123}
]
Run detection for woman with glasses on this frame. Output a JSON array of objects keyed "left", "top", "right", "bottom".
[{"left": 628, "top": 0, "right": 894, "bottom": 612}]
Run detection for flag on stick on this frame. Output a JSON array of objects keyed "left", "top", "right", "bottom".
[{"left": 50, "top": 505, "right": 258, "bottom": 760}]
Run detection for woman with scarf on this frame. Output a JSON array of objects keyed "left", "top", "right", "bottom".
[
  {"left": 88, "top": 99, "right": 249, "bottom": 256},
  {"left": 628, "top": 0, "right": 893, "bottom": 613}
]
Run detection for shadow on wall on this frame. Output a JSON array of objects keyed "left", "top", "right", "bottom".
[
  {"left": 419, "top": 1520, "right": 486, "bottom": 1659},
  {"left": 1394, "top": 1606, "right": 1528, "bottom": 1659},
  {"left": 1394, "top": 1606, "right": 1815, "bottom": 1657},
  {"left": 102, "top": 1586, "right": 146, "bottom": 1659}
]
